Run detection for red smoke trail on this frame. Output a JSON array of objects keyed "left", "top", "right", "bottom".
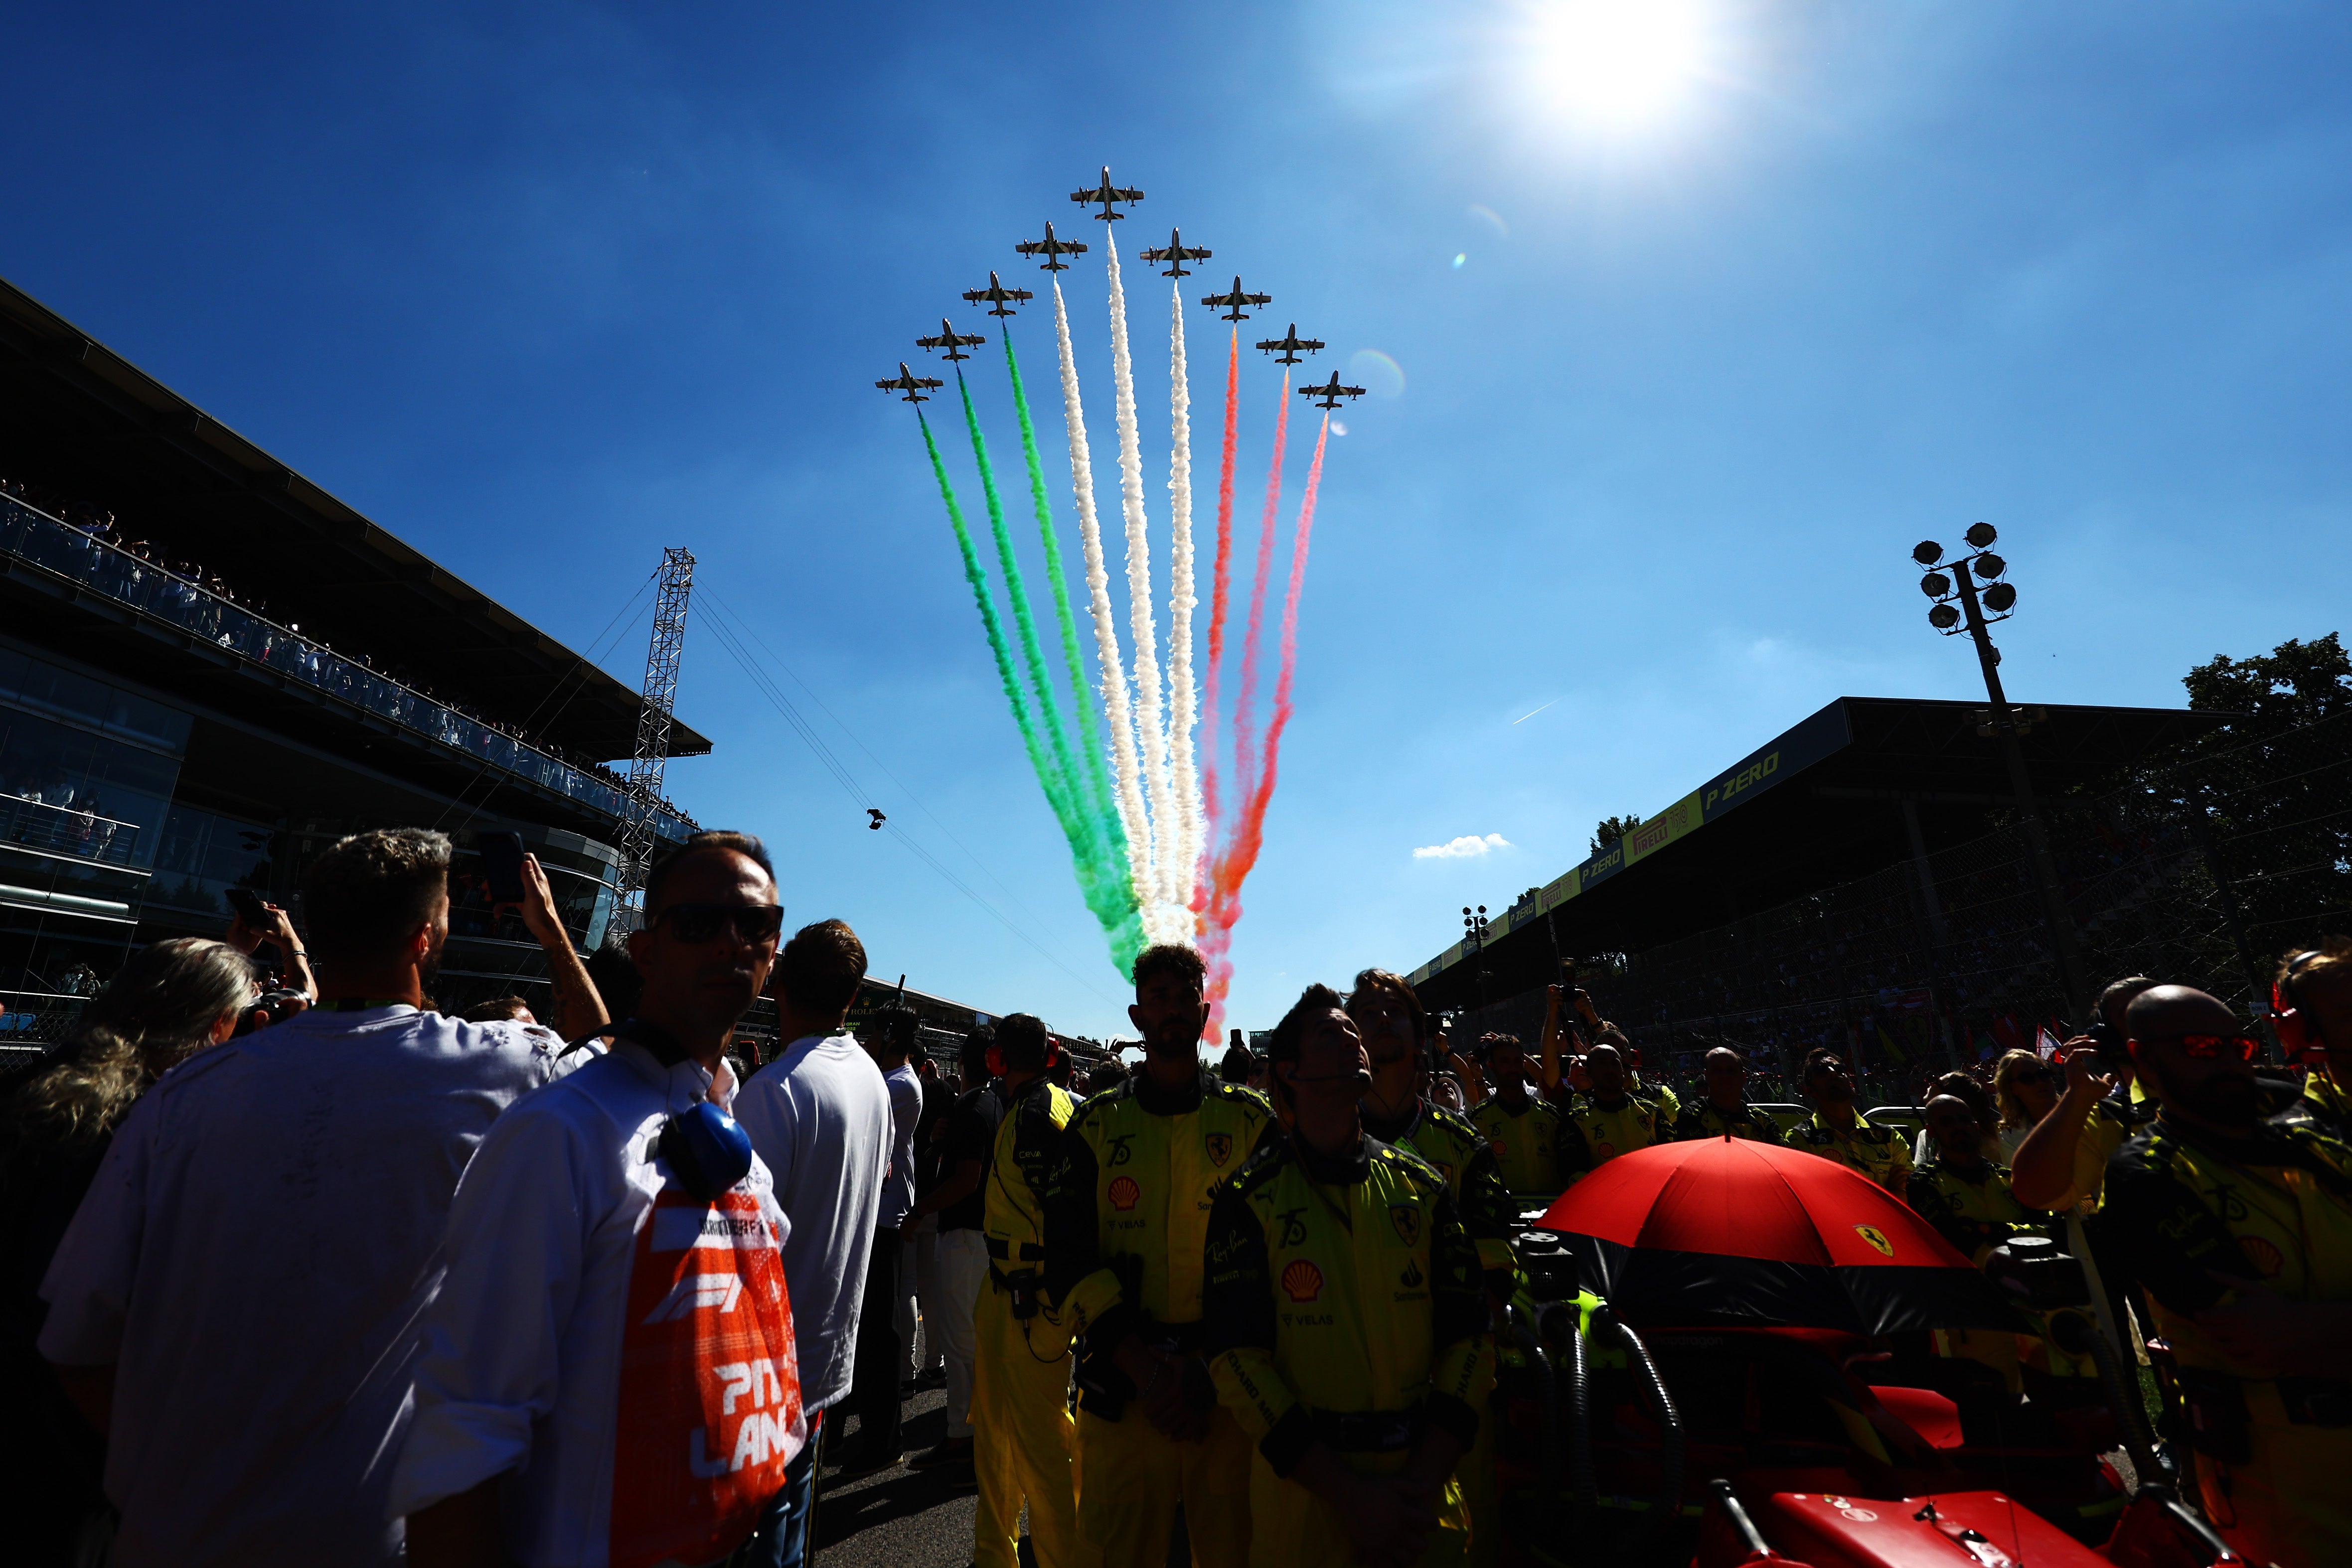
[
  {"left": 1230, "top": 371, "right": 1290, "bottom": 818},
  {"left": 1196, "top": 331, "right": 1241, "bottom": 918},
  {"left": 1200, "top": 411, "right": 1327, "bottom": 1035}
]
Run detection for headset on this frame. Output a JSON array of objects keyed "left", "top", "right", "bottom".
[
  {"left": 604, "top": 1017, "right": 757, "bottom": 1203},
  {"left": 987, "top": 1031, "right": 1063, "bottom": 1080},
  {"left": 2275, "top": 951, "right": 2325, "bottom": 1064}
]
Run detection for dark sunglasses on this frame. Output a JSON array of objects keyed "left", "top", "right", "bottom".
[
  {"left": 2139, "top": 1032, "right": 2261, "bottom": 1062},
  {"left": 2010, "top": 1064, "right": 2055, "bottom": 1084},
  {"left": 650, "top": 902, "right": 785, "bottom": 946}
]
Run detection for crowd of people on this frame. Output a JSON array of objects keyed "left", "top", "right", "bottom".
[{"left": 0, "top": 818, "right": 2347, "bottom": 1568}]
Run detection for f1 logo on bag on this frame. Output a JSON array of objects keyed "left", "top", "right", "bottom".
[{"left": 643, "top": 1274, "right": 745, "bottom": 1323}]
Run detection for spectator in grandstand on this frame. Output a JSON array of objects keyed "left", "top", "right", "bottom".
[
  {"left": 1991, "top": 1049, "right": 2061, "bottom": 1160},
  {"left": 1, "top": 938, "right": 255, "bottom": 1565},
  {"left": 1673, "top": 1046, "right": 1787, "bottom": 1143},
  {"left": 40, "top": 828, "right": 583, "bottom": 1568},
  {"left": 2276, "top": 938, "right": 2352, "bottom": 1142},
  {"left": 729, "top": 918, "right": 889, "bottom": 1560},
  {"left": 1786, "top": 1048, "right": 1913, "bottom": 1193}
]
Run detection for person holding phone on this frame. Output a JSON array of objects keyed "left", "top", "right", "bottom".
[{"left": 223, "top": 889, "right": 315, "bottom": 1005}]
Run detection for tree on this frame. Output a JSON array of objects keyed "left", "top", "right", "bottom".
[
  {"left": 2184, "top": 632, "right": 2352, "bottom": 730},
  {"left": 1590, "top": 815, "right": 1642, "bottom": 855}
]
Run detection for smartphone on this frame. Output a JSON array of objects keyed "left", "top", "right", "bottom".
[
  {"left": 479, "top": 831, "right": 529, "bottom": 904},
  {"left": 226, "top": 886, "right": 270, "bottom": 926}
]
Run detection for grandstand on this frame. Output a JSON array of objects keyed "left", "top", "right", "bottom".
[{"left": 0, "top": 273, "right": 705, "bottom": 1039}]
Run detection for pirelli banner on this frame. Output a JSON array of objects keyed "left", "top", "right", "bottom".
[{"left": 1409, "top": 702, "right": 1854, "bottom": 983}]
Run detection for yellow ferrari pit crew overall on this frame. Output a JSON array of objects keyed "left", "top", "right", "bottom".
[
  {"left": 1468, "top": 1094, "right": 1577, "bottom": 1199},
  {"left": 1563, "top": 1093, "right": 1662, "bottom": 1171},
  {"left": 2100, "top": 1119, "right": 2352, "bottom": 1568},
  {"left": 1363, "top": 1098, "right": 1515, "bottom": 1566},
  {"left": 973, "top": 1073, "right": 1082, "bottom": 1568},
  {"left": 1046, "top": 1068, "right": 1274, "bottom": 1568},
  {"left": 1788, "top": 1110, "right": 1913, "bottom": 1193},
  {"left": 1671, "top": 1100, "right": 1786, "bottom": 1144},
  {"left": 1906, "top": 1159, "right": 2055, "bottom": 1391},
  {"left": 1203, "top": 1136, "right": 1494, "bottom": 1568}
]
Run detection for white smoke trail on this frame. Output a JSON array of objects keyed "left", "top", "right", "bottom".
[
  {"left": 1104, "top": 241, "right": 1184, "bottom": 944},
  {"left": 1164, "top": 282, "right": 1202, "bottom": 925},
  {"left": 1052, "top": 277, "right": 1150, "bottom": 896}
]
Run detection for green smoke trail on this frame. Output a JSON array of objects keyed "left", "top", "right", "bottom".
[
  {"left": 928, "top": 403, "right": 1143, "bottom": 975},
  {"left": 1003, "top": 328, "right": 1123, "bottom": 862}
]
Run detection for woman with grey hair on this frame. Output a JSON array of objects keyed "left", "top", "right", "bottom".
[{"left": 2, "top": 937, "right": 257, "bottom": 1565}]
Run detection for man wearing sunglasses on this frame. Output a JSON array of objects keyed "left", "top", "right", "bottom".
[
  {"left": 398, "top": 831, "right": 807, "bottom": 1568},
  {"left": 2276, "top": 938, "right": 2352, "bottom": 1145},
  {"left": 2098, "top": 984, "right": 2352, "bottom": 1568}
]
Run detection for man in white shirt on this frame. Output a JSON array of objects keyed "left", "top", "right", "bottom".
[
  {"left": 398, "top": 829, "right": 801, "bottom": 1568},
  {"left": 841, "top": 1002, "right": 924, "bottom": 1471},
  {"left": 37, "top": 827, "right": 591, "bottom": 1568},
  {"left": 731, "top": 918, "right": 892, "bottom": 1560}
]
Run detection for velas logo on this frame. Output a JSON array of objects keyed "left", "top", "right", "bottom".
[
  {"left": 1280, "top": 1260, "right": 1324, "bottom": 1303},
  {"left": 1205, "top": 1132, "right": 1232, "bottom": 1167},
  {"left": 1390, "top": 1204, "right": 1420, "bottom": 1248},
  {"left": 1108, "top": 1176, "right": 1140, "bottom": 1212},
  {"left": 1852, "top": 1225, "right": 1894, "bottom": 1258}
]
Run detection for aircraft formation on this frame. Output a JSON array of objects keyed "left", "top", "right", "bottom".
[{"left": 876, "top": 165, "right": 1364, "bottom": 414}]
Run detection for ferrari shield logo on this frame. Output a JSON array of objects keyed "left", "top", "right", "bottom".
[
  {"left": 1205, "top": 1132, "right": 1233, "bottom": 1168},
  {"left": 1390, "top": 1204, "right": 1419, "bottom": 1248},
  {"left": 1853, "top": 1224, "right": 1894, "bottom": 1258}
]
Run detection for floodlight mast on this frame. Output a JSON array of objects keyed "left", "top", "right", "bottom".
[
  {"left": 1915, "top": 528, "right": 2089, "bottom": 1023},
  {"left": 618, "top": 546, "right": 696, "bottom": 925}
]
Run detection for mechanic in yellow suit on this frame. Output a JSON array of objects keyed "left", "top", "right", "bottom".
[
  {"left": 1785, "top": 1047, "right": 1912, "bottom": 1193},
  {"left": 973, "top": 1011, "right": 1082, "bottom": 1568},
  {"left": 1672, "top": 1047, "right": 1787, "bottom": 1144},
  {"left": 1466, "top": 1032, "right": 1586, "bottom": 1198},
  {"left": 1562, "top": 1043, "right": 1663, "bottom": 1171},
  {"left": 1046, "top": 943, "right": 1275, "bottom": 1568},
  {"left": 1906, "top": 1093, "right": 2056, "bottom": 1393},
  {"left": 2099, "top": 985, "right": 2352, "bottom": 1568},
  {"left": 1348, "top": 970, "right": 1514, "bottom": 1567},
  {"left": 1203, "top": 984, "right": 1493, "bottom": 1568}
]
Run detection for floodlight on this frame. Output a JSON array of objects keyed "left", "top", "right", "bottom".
[
  {"left": 1964, "top": 522, "right": 1998, "bottom": 549},
  {"left": 1912, "top": 540, "right": 1944, "bottom": 566},
  {"left": 1920, "top": 572, "right": 1952, "bottom": 598},
  {"left": 1929, "top": 603, "right": 1962, "bottom": 630},
  {"left": 1973, "top": 553, "right": 2006, "bottom": 579},
  {"left": 1982, "top": 583, "right": 2018, "bottom": 613}
]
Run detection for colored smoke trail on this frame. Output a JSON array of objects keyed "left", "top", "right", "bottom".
[
  {"left": 1231, "top": 369, "right": 1291, "bottom": 815},
  {"left": 1200, "top": 413, "right": 1330, "bottom": 1031},
  {"left": 1197, "top": 330, "right": 1241, "bottom": 912},
  {"left": 956, "top": 366, "right": 1079, "bottom": 827},
  {"left": 1053, "top": 277, "right": 1151, "bottom": 905},
  {"left": 1004, "top": 328, "right": 1122, "bottom": 858},
  {"left": 1164, "top": 282, "right": 1203, "bottom": 925},
  {"left": 1105, "top": 240, "right": 1183, "bottom": 944}
]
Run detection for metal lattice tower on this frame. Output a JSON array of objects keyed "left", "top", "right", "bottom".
[{"left": 618, "top": 547, "right": 695, "bottom": 912}]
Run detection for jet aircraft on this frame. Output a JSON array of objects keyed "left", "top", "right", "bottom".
[
  {"left": 876, "top": 363, "right": 945, "bottom": 404},
  {"left": 1015, "top": 221, "right": 1089, "bottom": 271},
  {"left": 1139, "top": 228, "right": 1211, "bottom": 278},
  {"left": 917, "top": 319, "right": 986, "bottom": 361},
  {"left": 961, "top": 272, "right": 1034, "bottom": 318},
  {"left": 1301, "top": 371, "right": 1366, "bottom": 410},
  {"left": 1201, "top": 276, "right": 1272, "bottom": 322},
  {"left": 1253, "top": 323, "right": 1324, "bottom": 365},
  {"left": 1071, "top": 165, "right": 1144, "bottom": 222}
]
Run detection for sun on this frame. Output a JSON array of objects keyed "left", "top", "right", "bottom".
[{"left": 1519, "top": 0, "right": 1710, "bottom": 131}]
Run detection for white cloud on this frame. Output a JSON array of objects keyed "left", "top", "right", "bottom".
[{"left": 1413, "top": 833, "right": 1511, "bottom": 860}]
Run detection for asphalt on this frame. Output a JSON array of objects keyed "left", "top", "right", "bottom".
[{"left": 814, "top": 1386, "right": 983, "bottom": 1568}]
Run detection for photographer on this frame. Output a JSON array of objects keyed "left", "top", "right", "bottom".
[
  {"left": 1, "top": 938, "right": 255, "bottom": 1566},
  {"left": 36, "top": 828, "right": 583, "bottom": 1568},
  {"left": 222, "top": 895, "right": 314, "bottom": 1007}
]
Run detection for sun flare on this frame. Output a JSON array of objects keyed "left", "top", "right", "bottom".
[{"left": 1521, "top": 0, "right": 1709, "bottom": 130}]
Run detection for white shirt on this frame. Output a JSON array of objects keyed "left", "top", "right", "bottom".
[
  {"left": 730, "top": 1033, "right": 890, "bottom": 1413},
  {"left": 879, "top": 1061, "right": 923, "bottom": 1229},
  {"left": 392, "top": 1041, "right": 804, "bottom": 1568},
  {"left": 37, "top": 1005, "right": 574, "bottom": 1568}
]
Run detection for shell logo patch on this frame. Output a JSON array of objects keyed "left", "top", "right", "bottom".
[
  {"left": 2238, "top": 1234, "right": 2285, "bottom": 1278},
  {"left": 1390, "top": 1204, "right": 1420, "bottom": 1247},
  {"left": 1205, "top": 1132, "right": 1233, "bottom": 1168},
  {"left": 1490, "top": 1138, "right": 1509, "bottom": 1157},
  {"left": 1852, "top": 1224, "right": 1894, "bottom": 1258},
  {"left": 1108, "top": 1176, "right": 1140, "bottom": 1212},
  {"left": 1280, "top": 1260, "right": 1325, "bottom": 1303},
  {"left": 1594, "top": 1142, "right": 1616, "bottom": 1161}
]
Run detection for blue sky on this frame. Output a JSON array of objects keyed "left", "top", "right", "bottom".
[{"left": 5, "top": 3, "right": 2348, "bottom": 1040}]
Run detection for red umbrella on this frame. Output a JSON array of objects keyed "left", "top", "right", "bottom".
[{"left": 1534, "top": 1136, "right": 2021, "bottom": 1334}]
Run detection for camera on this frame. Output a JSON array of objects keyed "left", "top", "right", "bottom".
[{"left": 235, "top": 989, "right": 309, "bottom": 1037}]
